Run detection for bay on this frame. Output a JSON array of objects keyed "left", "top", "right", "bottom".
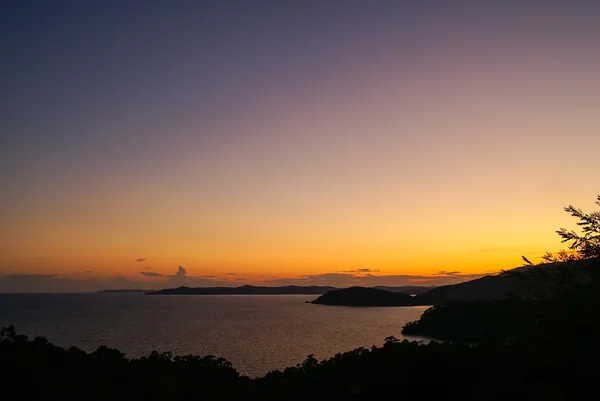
[{"left": 0, "top": 293, "right": 428, "bottom": 377}]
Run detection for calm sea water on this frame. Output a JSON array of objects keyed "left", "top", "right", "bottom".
[{"left": 0, "top": 293, "right": 428, "bottom": 377}]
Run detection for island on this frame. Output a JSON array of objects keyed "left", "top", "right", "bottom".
[
  {"left": 147, "top": 285, "right": 336, "bottom": 295},
  {"left": 309, "top": 286, "right": 417, "bottom": 306},
  {"left": 146, "top": 284, "right": 433, "bottom": 296}
]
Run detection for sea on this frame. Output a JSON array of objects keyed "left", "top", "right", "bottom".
[{"left": 0, "top": 293, "right": 429, "bottom": 377}]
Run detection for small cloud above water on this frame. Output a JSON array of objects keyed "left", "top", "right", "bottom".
[
  {"left": 260, "top": 270, "right": 492, "bottom": 288},
  {"left": 339, "top": 268, "right": 380, "bottom": 273},
  {"left": 436, "top": 271, "right": 462, "bottom": 276},
  {"left": 140, "top": 271, "right": 165, "bottom": 277}
]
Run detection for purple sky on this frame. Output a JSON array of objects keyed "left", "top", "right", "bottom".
[{"left": 1, "top": 1, "right": 599, "bottom": 291}]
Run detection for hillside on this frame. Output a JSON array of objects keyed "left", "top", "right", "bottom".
[
  {"left": 374, "top": 286, "right": 434, "bottom": 295},
  {"left": 310, "top": 286, "right": 416, "bottom": 306},
  {"left": 414, "top": 273, "right": 527, "bottom": 304},
  {"left": 148, "top": 285, "right": 337, "bottom": 295},
  {"left": 146, "top": 285, "right": 432, "bottom": 296},
  {"left": 414, "top": 259, "right": 598, "bottom": 305}
]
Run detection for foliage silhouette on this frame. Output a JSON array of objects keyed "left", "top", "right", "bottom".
[
  {"left": 519, "top": 194, "right": 600, "bottom": 265},
  {"left": 3, "top": 323, "right": 600, "bottom": 401},
  {"left": 556, "top": 194, "right": 600, "bottom": 259}
]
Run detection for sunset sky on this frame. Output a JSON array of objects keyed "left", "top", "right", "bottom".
[{"left": 1, "top": 1, "right": 599, "bottom": 291}]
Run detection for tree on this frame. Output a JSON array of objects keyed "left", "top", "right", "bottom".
[
  {"left": 511, "top": 195, "right": 600, "bottom": 297},
  {"left": 556, "top": 194, "right": 600, "bottom": 259},
  {"left": 522, "top": 256, "right": 534, "bottom": 266},
  {"left": 520, "top": 195, "right": 599, "bottom": 266}
]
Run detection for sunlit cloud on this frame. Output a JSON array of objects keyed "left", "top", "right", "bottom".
[
  {"left": 260, "top": 271, "right": 492, "bottom": 288},
  {"left": 0, "top": 274, "right": 150, "bottom": 293},
  {"left": 139, "top": 267, "right": 231, "bottom": 287},
  {"left": 0, "top": 266, "right": 497, "bottom": 292},
  {"left": 140, "top": 271, "right": 165, "bottom": 277},
  {"left": 339, "top": 268, "right": 380, "bottom": 273},
  {"left": 436, "top": 271, "right": 461, "bottom": 276},
  {"left": 167, "top": 266, "right": 187, "bottom": 286}
]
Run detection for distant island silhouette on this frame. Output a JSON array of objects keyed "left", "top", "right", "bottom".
[
  {"left": 147, "top": 285, "right": 336, "bottom": 295},
  {"left": 309, "top": 286, "right": 416, "bottom": 306},
  {"left": 101, "top": 261, "right": 591, "bottom": 307},
  {"left": 107, "top": 264, "right": 568, "bottom": 307},
  {"left": 307, "top": 262, "right": 585, "bottom": 307},
  {"left": 132, "top": 270, "right": 536, "bottom": 303},
  {"left": 144, "top": 285, "right": 432, "bottom": 296}
]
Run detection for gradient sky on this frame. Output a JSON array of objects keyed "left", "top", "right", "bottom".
[{"left": 1, "top": 1, "right": 599, "bottom": 291}]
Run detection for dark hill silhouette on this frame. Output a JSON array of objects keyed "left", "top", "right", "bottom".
[
  {"left": 414, "top": 259, "right": 596, "bottom": 305},
  {"left": 310, "top": 286, "right": 416, "bottom": 306},
  {"left": 374, "top": 285, "right": 434, "bottom": 295},
  {"left": 413, "top": 272, "right": 526, "bottom": 304},
  {"left": 148, "top": 285, "right": 336, "bottom": 295},
  {"left": 146, "top": 285, "right": 432, "bottom": 296},
  {"left": 404, "top": 258, "right": 600, "bottom": 341}
]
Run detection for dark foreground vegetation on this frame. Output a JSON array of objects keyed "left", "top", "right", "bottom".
[
  {"left": 3, "top": 323, "right": 600, "bottom": 401},
  {"left": 2, "top": 195, "right": 599, "bottom": 400}
]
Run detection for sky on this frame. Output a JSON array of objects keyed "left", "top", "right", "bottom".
[{"left": 1, "top": 1, "right": 599, "bottom": 292}]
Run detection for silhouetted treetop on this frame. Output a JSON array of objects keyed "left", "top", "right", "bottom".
[{"left": 557, "top": 194, "right": 600, "bottom": 259}]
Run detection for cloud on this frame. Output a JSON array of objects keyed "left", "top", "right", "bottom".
[
  {"left": 114, "top": 276, "right": 133, "bottom": 285},
  {"left": 168, "top": 266, "right": 187, "bottom": 286},
  {"left": 135, "top": 258, "right": 147, "bottom": 263},
  {"left": 138, "top": 267, "right": 231, "bottom": 287},
  {"left": 261, "top": 271, "right": 492, "bottom": 288},
  {"left": 1, "top": 265, "right": 497, "bottom": 293},
  {"left": 436, "top": 271, "right": 462, "bottom": 276},
  {"left": 140, "top": 271, "right": 165, "bottom": 277},
  {"left": 85, "top": 270, "right": 93, "bottom": 274},
  {"left": 0, "top": 274, "right": 153, "bottom": 293},
  {"left": 340, "top": 268, "right": 380, "bottom": 273},
  {"left": 1, "top": 266, "right": 233, "bottom": 293}
]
